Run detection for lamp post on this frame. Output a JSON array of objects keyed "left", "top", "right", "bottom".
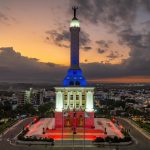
[
  {"left": 62, "top": 108, "right": 64, "bottom": 145},
  {"left": 72, "top": 109, "right": 76, "bottom": 150},
  {"left": 73, "top": 128, "right": 74, "bottom": 150},
  {"left": 83, "top": 109, "right": 85, "bottom": 150}
]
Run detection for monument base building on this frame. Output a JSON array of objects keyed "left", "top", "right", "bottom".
[{"left": 55, "top": 87, "right": 94, "bottom": 128}]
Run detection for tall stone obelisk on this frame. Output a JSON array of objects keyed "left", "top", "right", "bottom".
[{"left": 70, "top": 7, "right": 80, "bottom": 69}]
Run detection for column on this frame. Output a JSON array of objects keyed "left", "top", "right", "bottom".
[
  {"left": 85, "top": 91, "right": 94, "bottom": 112},
  {"left": 55, "top": 91, "right": 63, "bottom": 112},
  {"left": 79, "top": 91, "right": 82, "bottom": 109},
  {"left": 67, "top": 91, "right": 70, "bottom": 108},
  {"left": 73, "top": 91, "right": 76, "bottom": 109}
]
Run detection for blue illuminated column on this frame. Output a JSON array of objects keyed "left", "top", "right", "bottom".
[
  {"left": 70, "top": 18, "right": 80, "bottom": 69},
  {"left": 63, "top": 7, "right": 86, "bottom": 87}
]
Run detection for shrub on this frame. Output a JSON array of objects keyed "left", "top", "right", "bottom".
[
  {"left": 18, "top": 130, "right": 54, "bottom": 143},
  {"left": 123, "top": 136, "right": 131, "bottom": 142},
  {"left": 94, "top": 135, "right": 132, "bottom": 143},
  {"left": 105, "top": 136, "right": 112, "bottom": 142},
  {"left": 112, "top": 136, "right": 120, "bottom": 143},
  {"left": 94, "top": 137, "right": 104, "bottom": 142}
]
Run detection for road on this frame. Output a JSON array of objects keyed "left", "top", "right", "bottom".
[
  {"left": 117, "top": 118, "right": 150, "bottom": 150},
  {"left": 0, "top": 117, "right": 149, "bottom": 150},
  {"left": 0, "top": 118, "right": 33, "bottom": 150}
]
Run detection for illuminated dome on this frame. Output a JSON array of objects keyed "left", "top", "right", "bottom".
[{"left": 70, "top": 19, "right": 80, "bottom": 27}]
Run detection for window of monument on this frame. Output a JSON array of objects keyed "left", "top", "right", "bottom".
[
  {"left": 75, "top": 81, "right": 80, "bottom": 86},
  {"left": 69, "top": 81, "right": 74, "bottom": 86},
  {"left": 76, "top": 95, "right": 79, "bottom": 100},
  {"left": 70, "top": 95, "right": 73, "bottom": 100},
  {"left": 76, "top": 104, "right": 79, "bottom": 108},
  {"left": 82, "top": 94, "right": 85, "bottom": 100},
  {"left": 64, "top": 95, "right": 67, "bottom": 100}
]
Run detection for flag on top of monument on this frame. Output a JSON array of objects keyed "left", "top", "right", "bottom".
[{"left": 84, "top": 112, "right": 91, "bottom": 118}]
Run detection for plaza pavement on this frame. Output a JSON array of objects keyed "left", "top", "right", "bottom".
[
  {"left": 26, "top": 118, "right": 123, "bottom": 140},
  {"left": 0, "top": 117, "right": 150, "bottom": 150}
]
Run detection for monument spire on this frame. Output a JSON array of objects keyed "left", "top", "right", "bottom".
[{"left": 63, "top": 6, "right": 86, "bottom": 87}]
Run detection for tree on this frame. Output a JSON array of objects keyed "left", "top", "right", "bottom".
[
  {"left": 38, "top": 102, "right": 55, "bottom": 117},
  {"left": 15, "top": 103, "right": 36, "bottom": 115},
  {"left": 0, "top": 102, "right": 4, "bottom": 119}
]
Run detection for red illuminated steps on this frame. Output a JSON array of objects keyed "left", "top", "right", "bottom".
[
  {"left": 46, "top": 128, "right": 104, "bottom": 134},
  {"left": 42, "top": 134, "right": 106, "bottom": 140}
]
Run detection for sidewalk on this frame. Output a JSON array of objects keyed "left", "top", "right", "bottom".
[{"left": 121, "top": 118, "right": 150, "bottom": 140}]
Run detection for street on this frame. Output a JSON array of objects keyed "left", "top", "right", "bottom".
[{"left": 117, "top": 118, "right": 150, "bottom": 150}]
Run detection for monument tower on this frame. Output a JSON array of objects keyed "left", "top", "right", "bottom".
[
  {"left": 55, "top": 7, "right": 94, "bottom": 129},
  {"left": 63, "top": 7, "right": 86, "bottom": 86}
]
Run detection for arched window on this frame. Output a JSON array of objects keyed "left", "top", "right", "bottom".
[
  {"left": 73, "top": 71, "right": 76, "bottom": 74},
  {"left": 69, "top": 81, "right": 74, "bottom": 86},
  {"left": 75, "top": 81, "right": 80, "bottom": 86}
]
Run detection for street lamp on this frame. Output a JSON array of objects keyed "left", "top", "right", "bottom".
[
  {"left": 83, "top": 109, "right": 85, "bottom": 150},
  {"left": 62, "top": 108, "right": 64, "bottom": 145},
  {"left": 72, "top": 108, "right": 76, "bottom": 150},
  {"left": 94, "top": 109, "right": 97, "bottom": 113}
]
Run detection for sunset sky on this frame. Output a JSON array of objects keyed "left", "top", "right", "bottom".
[{"left": 0, "top": 0, "right": 150, "bottom": 84}]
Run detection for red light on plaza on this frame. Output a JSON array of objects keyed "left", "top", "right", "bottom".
[
  {"left": 119, "top": 125, "right": 123, "bottom": 129},
  {"left": 25, "top": 124, "right": 30, "bottom": 129},
  {"left": 112, "top": 118, "right": 115, "bottom": 123},
  {"left": 33, "top": 117, "right": 37, "bottom": 121}
]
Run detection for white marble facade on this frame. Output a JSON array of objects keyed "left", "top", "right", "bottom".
[{"left": 55, "top": 87, "right": 94, "bottom": 112}]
